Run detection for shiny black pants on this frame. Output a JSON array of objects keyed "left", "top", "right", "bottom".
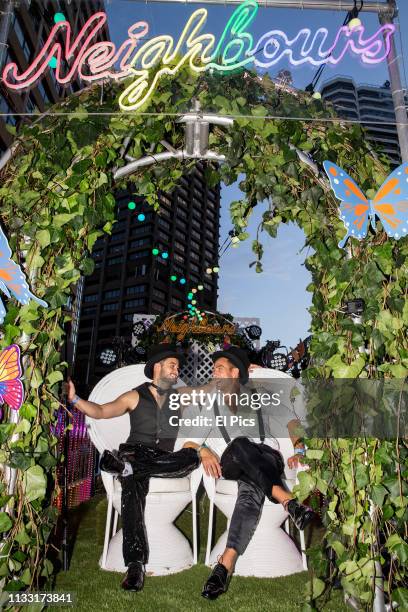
[
  {"left": 221, "top": 437, "right": 285, "bottom": 555},
  {"left": 118, "top": 443, "right": 199, "bottom": 566}
]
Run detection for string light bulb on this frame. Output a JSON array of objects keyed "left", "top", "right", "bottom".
[{"left": 348, "top": 1, "right": 362, "bottom": 29}]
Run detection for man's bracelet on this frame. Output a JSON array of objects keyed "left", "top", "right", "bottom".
[
  {"left": 70, "top": 395, "right": 81, "bottom": 406},
  {"left": 197, "top": 443, "right": 208, "bottom": 457},
  {"left": 295, "top": 447, "right": 306, "bottom": 456}
]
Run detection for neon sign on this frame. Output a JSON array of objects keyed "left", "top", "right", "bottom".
[{"left": 2, "top": 0, "right": 395, "bottom": 112}]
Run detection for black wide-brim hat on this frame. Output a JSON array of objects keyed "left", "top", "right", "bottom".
[
  {"left": 144, "top": 344, "right": 185, "bottom": 379},
  {"left": 211, "top": 346, "right": 250, "bottom": 385}
]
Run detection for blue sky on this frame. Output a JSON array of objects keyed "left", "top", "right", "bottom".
[{"left": 104, "top": 1, "right": 407, "bottom": 347}]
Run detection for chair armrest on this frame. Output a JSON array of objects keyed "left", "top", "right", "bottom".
[
  {"left": 202, "top": 471, "right": 216, "bottom": 501},
  {"left": 190, "top": 465, "right": 203, "bottom": 496},
  {"left": 101, "top": 471, "right": 115, "bottom": 498}
]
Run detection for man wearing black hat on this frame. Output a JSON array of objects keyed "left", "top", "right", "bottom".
[
  {"left": 65, "top": 344, "right": 200, "bottom": 592},
  {"left": 181, "top": 346, "right": 315, "bottom": 601}
]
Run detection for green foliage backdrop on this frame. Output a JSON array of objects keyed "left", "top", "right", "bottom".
[{"left": 0, "top": 69, "right": 406, "bottom": 608}]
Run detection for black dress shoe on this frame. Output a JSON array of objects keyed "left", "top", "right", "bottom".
[
  {"left": 99, "top": 450, "right": 125, "bottom": 476},
  {"left": 287, "top": 499, "right": 315, "bottom": 530},
  {"left": 202, "top": 563, "right": 231, "bottom": 600},
  {"left": 121, "top": 561, "right": 145, "bottom": 591}
]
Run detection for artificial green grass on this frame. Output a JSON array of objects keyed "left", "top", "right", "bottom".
[{"left": 51, "top": 492, "right": 348, "bottom": 612}]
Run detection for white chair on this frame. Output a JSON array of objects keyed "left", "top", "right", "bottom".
[
  {"left": 86, "top": 364, "right": 202, "bottom": 575},
  {"left": 203, "top": 368, "right": 308, "bottom": 577}
]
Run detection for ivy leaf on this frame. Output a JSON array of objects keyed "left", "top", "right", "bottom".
[
  {"left": 370, "top": 484, "right": 388, "bottom": 506},
  {"left": 14, "top": 419, "right": 31, "bottom": 435},
  {"left": 46, "top": 371, "right": 64, "bottom": 386},
  {"left": 0, "top": 424, "right": 15, "bottom": 445},
  {"left": 72, "top": 159, "right": 92, "bottom": 175},
  {"left": 19, "top": 404, "right": 37, "bottom": 421},
  {"left": 15, "top": 528, "right": 31, "bottom": 545},
  {"left": 393, "top": 589, "right": 408, "bottom": 609},
  {"left": 36, "top": 229, "right": 51, "bottom": 248},
  {"left": 311, "top": 578, "right": 325, "bottom": 598},
  {"left": 325, "top": 354, "right": 366, "bottom": 378},
  {"left": 81, "top": 257, "right": 95, "bottom": 276},
  {"left": 297, "top": 471, "right": 316, "bottom": 501},
  {"left": 23, "top": 465, "right": 46, "bottom": 502},
  {"left": 306, "top": 449, "right": 324, "bottom": 460},
  {"left": 0, "top": 512, "right": 12, "bottom": 533},
  {"left": 53, "top": 213, "right": 78, "bottom": 229}
]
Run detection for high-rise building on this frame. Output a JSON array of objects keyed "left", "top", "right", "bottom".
[
  {"left": 74, "top": 162, "right": 221, "bottom": 386},
  {"left": 320, "top": 77, "right": 404, "bottom": 166},
  {"left": 0, "top": 0, "right": 108, "bottom": 155}
]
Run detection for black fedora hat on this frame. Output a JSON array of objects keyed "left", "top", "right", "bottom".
[
  {"left": 210, "top": 346, "right": 250, "bottom": 384},
  {"left": 144, "top": 344, "right": 185, "bottom": 379}
]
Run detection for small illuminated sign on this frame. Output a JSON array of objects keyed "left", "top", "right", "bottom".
[{"left": 2, "top": 0, "right": 395, "bottom": 112}]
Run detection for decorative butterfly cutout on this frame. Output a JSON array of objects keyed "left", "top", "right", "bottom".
[
  {"left": 0, "top": 344, "right": 24, "bottom": 412},
  {"left": 0, "top": 226, "right": 47, "bottom": 324},
  {"left": 323, "top": 161, "right": 408, "bottom": 248}
]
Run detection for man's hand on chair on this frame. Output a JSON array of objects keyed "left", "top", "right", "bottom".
[
  {"left": 199, "top": 448, "right": 222, "bottom": 479},
  {"left": 287, "top": 454, "right": 301, "bottom": 469}
]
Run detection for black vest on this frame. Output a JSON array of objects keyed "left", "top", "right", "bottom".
[{"left": 126, "top": 382, "right": 180, "bottom": 451}]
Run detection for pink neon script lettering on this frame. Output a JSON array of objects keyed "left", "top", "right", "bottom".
[{"left": 2, "top": 13, "right": 149, "bottom": 89}]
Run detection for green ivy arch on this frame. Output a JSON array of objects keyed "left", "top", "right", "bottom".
[{"left": 0, "top": 67, "right": 407, "bottom": 609}]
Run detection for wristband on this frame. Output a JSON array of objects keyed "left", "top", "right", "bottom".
[
  {"left": 295, "top": 447, "right": 306, "bottom": 456},
  {"left": 70, "top": 394, "right": 81, "bottom": 406},
  {"left": 197, "top": 443, "right": 208, "bottom": 457}
]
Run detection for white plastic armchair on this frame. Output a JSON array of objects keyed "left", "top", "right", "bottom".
[
  {"left": 86, "top": 364, "right": 202, "bottom": 574},
  {"left": 203, "top": 368, "right": 307, "bottom": 577}
]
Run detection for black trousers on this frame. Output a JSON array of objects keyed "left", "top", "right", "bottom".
[
  {"left": 118, "top": 443, "right": 199, "bottom": 566},
  {"left": 220, "top": 437, "right": 285, "bottom": 555}
]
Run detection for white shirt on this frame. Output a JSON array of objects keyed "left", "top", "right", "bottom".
[{"left": 178, "top": 378, "right": 305, "bottom": 459}]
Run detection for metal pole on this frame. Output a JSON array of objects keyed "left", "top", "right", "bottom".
[
  {"left": 0, "top": 0, "right": 13, "bottom": 68},
  {"left": 129, "top": 0, "right": 392, "bottom": 12},
  {"left": 380, "top": 1, "right": 408, "bottom": 163}
]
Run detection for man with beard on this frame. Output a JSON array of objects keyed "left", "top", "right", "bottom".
[{"left": 65, "top": 344, "right": 200, "bottom": 592}]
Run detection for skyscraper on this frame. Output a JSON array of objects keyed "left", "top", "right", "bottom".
[
  {"left": 321, "top": 77, "right": 403, "bottom": 166},
  {"left": 74, "top": 162, "right": 221, "bottom": 386},
  {"left": 0, "top": 0, "right": 108, "bottom": 155}
]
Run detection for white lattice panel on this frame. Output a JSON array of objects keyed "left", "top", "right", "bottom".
[
  {"left": 179, "top": 340, "right": 222, "bottom": 385},
  {"left": 131, "top": 314, "right": 259, "bottom": 380}
]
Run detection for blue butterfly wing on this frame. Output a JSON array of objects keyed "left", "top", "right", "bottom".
[
  {"left": 371, "top": 162, "right": 408, "bottom": 240},
  {"left": 0, "top": 226, "right": 13, "bottom": 259},
  {"left": 0, "top": 298, "right": 6, "bottom": 325},
  {"left": 323, "top": 161, "right": 371, "bottom": 248},
  {"left": 0, "top": 256, "right": 47, "bottom": 309}
]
